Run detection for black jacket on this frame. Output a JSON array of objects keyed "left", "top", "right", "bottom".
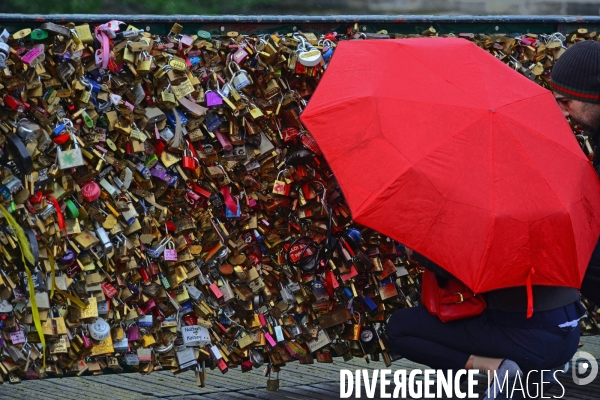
[{"left": 581, "top": 125, "right": 600, "bottom": 306}]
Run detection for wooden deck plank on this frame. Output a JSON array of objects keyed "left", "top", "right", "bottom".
[{"left": 10, "top": 335, "right": 600, "bottom": 399}]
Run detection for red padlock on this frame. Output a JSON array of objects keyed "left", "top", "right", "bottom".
[
  {"left": 184, "top": 190, "right": 204, "bottom": 208},
  {"left": 281, "top": 127, "right": 300, "bottom": 143},
  {"left": 29, "top": 191, "right": 44, "bottom": 204},
  {"left": 217, "top": 358, "right": 228, "bottom": 373},
  {"left": 182, "top": 149, "right": 198, "bottom": 171},
  {"left": 183, "top": 314, "right": 197, "bottom": 326},
  {"left": 139, "top": 299, "right": 156, "bottom": 314},
  {"left": 53, "top": 133, "right": 71, "bottom": 145},
  {"left": 154, "top": 139, "right": 166, "bottom": 157},
  {"left": 241, "top": 360, "right": 253, "bottom": 372},
  {"left": 3, "top": 94, "right": 27, "bottom": 113},
  {"left": 139, "top": 267, "right": 150, "bottom": 284}
]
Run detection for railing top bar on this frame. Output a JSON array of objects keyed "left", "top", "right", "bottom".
[{"left": 0, "top": 14, "right": 599, "bottom": 24}]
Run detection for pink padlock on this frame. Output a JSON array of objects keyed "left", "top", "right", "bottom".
[
  {"left": 264, "top": 332, "right": 277, "bottom": 347},
  {"left": 179, "top": 35, "right": 194, "bottom": 47},
  {"left": 214, "top": 130, "right": 233, "bottom": 151},
  {"left": 21, "top": 48, "right": 45, "bottom": 66},
  {"left": 163, "top": 241, "right": 178, "bottom": 262},
  {"left": 233, "top": 48, "right": 248, "bottom": 64},
  {"left": 209, "top": 282, "right": 224, "bottom": 300},
  {"left": 81, "top": 333, "right": 94, "bottom": 348}
]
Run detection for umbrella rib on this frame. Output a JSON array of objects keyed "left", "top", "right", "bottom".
[
  {"left": 371, "top": 95, "right": 488, "bottom": 114},
  {"left": 325, "top": 108, "right": 382, "bottom": 165},
  {"left": 494, "top": 92, "right": 548, "bottom": 111},
  {"left": 354, "top": 113, "right": 489, "bottom": 216},
  {"left": 301, "top": 94, "right": 374, "bottom": 118},
  {"left": 407, "top": 112, "right": 490, "bottom": 166},
  {"left": 497, "top": 117, "right": 571, "bottom": 211},
  {"left": 498, "top": 111, "right": 586, "bottom": 162},
  {"left": 475, "top": 114, "right": 495, "bottom": 293},
  {"left": 471, "top": 43, "right": 492, "bottom": 108},
  {"left": 399, "top": 43, "right": 485, "bottom": 107},
  {"left": 495, "top": 117, "right": 580, "bottom": 286}
]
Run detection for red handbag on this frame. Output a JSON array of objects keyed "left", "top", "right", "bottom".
[{"left": 421, "top": 269, "right": 487, "bottom": 322}]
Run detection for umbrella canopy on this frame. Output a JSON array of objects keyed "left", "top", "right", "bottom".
[{"left": 300, "top": 38, "right": 600, "bottom": 294}]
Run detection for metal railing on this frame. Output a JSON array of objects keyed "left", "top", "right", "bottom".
[{"left": 0, "top": 14, "right": 599, "bottom": 35}]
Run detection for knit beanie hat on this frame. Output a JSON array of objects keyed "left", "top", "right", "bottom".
[{"left": 550, "top": 40, "right": 600, "bottom": 103}]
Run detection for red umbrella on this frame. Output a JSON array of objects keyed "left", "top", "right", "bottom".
[{"left": 300, "top": 38, "right": 600, "bottom": 299}]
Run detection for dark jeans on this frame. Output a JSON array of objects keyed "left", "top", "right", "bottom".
[
  {"left": 385, "top": 305, "right": 580, "bottom": 373},
  {"left": 581, "top": 237, "right": 600, "bottom": 307}
]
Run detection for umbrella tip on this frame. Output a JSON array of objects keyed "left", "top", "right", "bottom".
[{"left": 490, "top": 109, "right": 495, "bottom": 113}]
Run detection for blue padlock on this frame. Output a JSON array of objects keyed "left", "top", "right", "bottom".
[
  {"left": 180, "top": 300, "right": 193, "bottom": 314},
  {"left": 344, "top": 227, "right": 362, "bottom": 250},
  {"left": 362, "top": 295, "right": 378, "bottom": 315},
  {"left": 166, "top": 108, "right": 188, "bottom": 127},
  {"left": 205, "top": 112, "right": 221, "bottom": 132},
  {"left": 219, "top": 313, "right": 232, "bottom": 325},
  {"left": 168, "top": 174, "right": 179, "bottom": 188},
  {"left": 225, "top": 198, "right": 241, "bottom": 218},
  {"left": 344, "top": 287, "right": 354, "bottom": 299},
  {"left": 53, "top": 123, "right": 67, "bottom": 136},
  {"left": 84, "top": 77, "right": 101, "bottom": 94},
  {"left": 0, "top": 186, "right": 10, "bottom": 201}
]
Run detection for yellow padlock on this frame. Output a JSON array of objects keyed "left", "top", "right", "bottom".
[{"left": 11, "top": 28, "right": 32, "bottom": 40}]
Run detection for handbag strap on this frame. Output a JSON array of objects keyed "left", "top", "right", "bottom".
[{"left": 440, "top": 291, "right": 478, "bottom": 305}]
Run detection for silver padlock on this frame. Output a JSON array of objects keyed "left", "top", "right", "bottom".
[
  {"left": 7, "top": 345, "right": 27, "bottom": 364},
  {"left": 220, "top": 278, "right": 235, "bottom": 303},
  {"left": 160, "top": 126, "right": 174, "bottom": 141},
  {"left": 148, "top": 236, "right": 170, "bottom": 258},
  {"left": 113, "top": 337, "right": 129, "bottom": 353},
  {"left": 16, "top": 118, "right": 41, "bottom": 142},
  {"left": 279, "top": 281, "right": 295, "bottom": 304},
  {"left": 93, "top": 220, "right": 113, "bottom": 255},
  {"left": 124, "top": 353, "right": 139, "bottom": 366},
  {"left": 287, "top": 324, "right": 302, "bottom": 337},
  {"left": 184, "top": 282, "right": 203, "bottom": 301},
  {"left": 175, "top": 345, "right": 197, "bottom": 369},
  {"left": 229, "top": 62, "right": 251, "bottom": 90}
]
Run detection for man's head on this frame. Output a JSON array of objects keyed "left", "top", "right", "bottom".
[{"left": 550, "top": 40, "right": 600, "bottom": 133}]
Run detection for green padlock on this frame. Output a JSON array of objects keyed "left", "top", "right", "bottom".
[
  {"left": 197, "top": 30, "right": 211, "bottom": 40},
  {"left": 144, "top": 153, "right": 159, "bottom": 169},
  {"left": 81, "top": 110, "right": 94, "bottom": 129},
  {"left": 30, "top": 29, "right": 48, "bottom": 41},
  {"left": 65, "top": 199, "right": 79, "bottom": 219}
]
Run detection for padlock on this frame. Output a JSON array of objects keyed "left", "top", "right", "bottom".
[
  {"left": 56, "top": 133, "right": 84, "bottom": 169},
  {"left": 205, "top": 90, "right": 223, "bottom": 109},
  {"left": 182, "top": 148, "right": 198, "bottom": 171},
  {"left": 229, "top": 62, "right": 251, "bottom": 90},
  {"left": 163, "top": 240, "right": 178, "bottom": 262},
  {"left": 272, "top": 171, "right": 291, "bottom": 196},
  {"left": 266, "top": 371, "right": 280, "bottom": 391}
]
